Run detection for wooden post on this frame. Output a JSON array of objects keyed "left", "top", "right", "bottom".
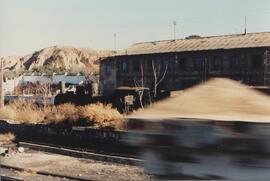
[
  {"left": 60, "top": 81, "right": 66, "bottom": 94},
  {"left": 0, "top": 59, "right": 4, "bottom": 108}
]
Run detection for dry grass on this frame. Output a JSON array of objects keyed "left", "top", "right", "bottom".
[
  {"left": 0, "top": 101, "right": 126, "bottom": 130},
  {"left": 80, "top": 103, "right": 126, "bottom": 129},
  {"left": 0, "top": 106, "right": 17, "bottom": 120},
  {"left": 0, "top": 133, "right": 16, "bottom": 143},
  {"left": 17, "top": 169, "right": 37, "bottom": 177},
  {"left": 43, "top": 103, "right": 80, "bottom": 125},
  {"left": 0, "top": 100, "right": 45, "bottom": 124}
]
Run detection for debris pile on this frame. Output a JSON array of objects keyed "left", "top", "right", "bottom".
[{"left": 130, "top": 78, "right": 270, "bottom": 122}]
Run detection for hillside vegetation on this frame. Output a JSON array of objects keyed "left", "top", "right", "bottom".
[{"left": 1, "top": 46, "right": 114, "bottom": 76}]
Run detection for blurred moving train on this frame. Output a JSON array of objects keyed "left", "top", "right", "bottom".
[{"left": 127, "top": 118, "right": 270, "bottom": 180}]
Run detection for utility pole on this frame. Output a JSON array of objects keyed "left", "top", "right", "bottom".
[
  {"left": 244, "top": 16, "right": 247, "bottom": 35},
  {"left": 173, "top": 21, "right": 178, "bottom": 89},
  {"left": 114, "top": 33, "right": 117, "bottom": 52},
  {"left": 0, "top": 59, "right": 4, "bottom": 108},
  {"left": 173, "top": 21, "right": 177, "bottom": 41},
  {"left": 173, "top": 21, "right": 177, "bottom": 58}
]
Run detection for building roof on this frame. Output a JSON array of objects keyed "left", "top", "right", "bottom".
[{"left": 116, "top": 32, "right": 270, "bottom": 56}]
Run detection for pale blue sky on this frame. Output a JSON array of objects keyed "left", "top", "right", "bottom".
[{"left": 1, "top": 0, "right": 270, "bottom": 57}]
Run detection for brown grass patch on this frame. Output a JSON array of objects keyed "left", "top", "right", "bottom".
[
  {"left": 0, "top": 133, "right": 16, "bottom": 143},
  {"left": 0, "top": 106, "right": 17, "bottom": 120},
  {"left": 0, "top": 100, "right": 45, "bottom": 124},
  {"left": 17, "top": 169, "right": 37, "bottom": 177},
  {"left": 43, "top": 103, "right": 79, "bottom": 124},
  {"left": 0, "top": 101, "right": 126, "bottom": 130},
  {"left": 80, "top": 103, "right": 126, "bottom": 129}
]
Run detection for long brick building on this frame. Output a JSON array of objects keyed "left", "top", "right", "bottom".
[{"left": 100, "top": 32, "right": 270, "bottom": 95}]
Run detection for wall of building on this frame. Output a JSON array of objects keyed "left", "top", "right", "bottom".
[
  {"left": 3, "top": 74, "right": 86, "bottom": 95},
  {"left": 101, "top": 47, "right": 270, "bottom": 95},
  {"left": 100, "top": 58, "right": 117, "bottom": 95}
]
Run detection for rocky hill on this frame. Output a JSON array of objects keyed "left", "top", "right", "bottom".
[{"left": 1, "top": 46, "right": 114, "bottom": 75}]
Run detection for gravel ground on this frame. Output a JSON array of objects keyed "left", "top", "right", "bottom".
[{"left": 0, "top": 148, "right": 151, "bottom": 180}]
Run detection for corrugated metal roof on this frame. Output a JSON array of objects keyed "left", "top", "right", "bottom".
[{"left": 116, "top": 32, "right": 270, "bottom": 56}]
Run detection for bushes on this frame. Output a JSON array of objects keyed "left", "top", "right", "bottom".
[
  {"left": 0, "top": 100, "right": 45, "bottom": 124},
  {"left": 0, "top": 101, "right": 126, "bottom": 130},
  {"left": 43, "top": 103, "right": 78, "bottom": 124},
  {"left": 80, "top": 103, "right": 126, "bottom": 130},
  {"left": 0, "top": 133, "right": 16, "bottom": 143}
]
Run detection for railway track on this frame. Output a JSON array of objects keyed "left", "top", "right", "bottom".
[
  {"left": 15, "top": 138, "right": 139, "bottom": 159},
  {"left": 0, "top": 164, "right": 92, "bottom": 181},
  {"left": 18, "top": 141, "right": 144, "bottom": 166},
  {"left": 0, "top": 175, "right": 23, "bottom": 181}
]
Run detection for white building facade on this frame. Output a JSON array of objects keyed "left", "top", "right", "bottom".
[{"left": 4, "top": 74, "right": 86, "bottom": 95}]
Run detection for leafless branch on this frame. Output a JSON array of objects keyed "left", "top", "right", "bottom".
[{"left": 152, "top": 60, "right": 168, "bottom": 99}]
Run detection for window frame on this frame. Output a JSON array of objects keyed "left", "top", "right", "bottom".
[
  {"left": 251, "top": 54, "right": 263, "bottom": 70},
  {"left": 133, "top": 60, "right": 141, "bottom": 73},
  {"left": 178, "top": 58, "right": 187, "bottom": 71},
  {"left": 120, "top": 61, "right": 129, "bottom": 73},
  {"left": 105, "top": 63, "right": 111, "bottom": 75},
  {"left": 230, "top": 55, "right": 241, "bottom": 70},
  {"left": 193, "top": 57, "right": 203, "bottom": 71},
  {"left": 212, "top": 56, "right": 222, "bottom": 71}
]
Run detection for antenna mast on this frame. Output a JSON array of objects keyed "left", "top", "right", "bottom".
[
  {"left": 114, "top": 33, "right": 117, "bottom": 51},
  {"left": 173, "top": 21, "right": 177, "bottom": 41},
  {"left": 244, "top": 16, "right": 247, "bottom": 35}
]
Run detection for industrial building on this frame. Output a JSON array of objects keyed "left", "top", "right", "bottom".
[{"left": 100, "top": 32, "right": 270, "bottom": 95}]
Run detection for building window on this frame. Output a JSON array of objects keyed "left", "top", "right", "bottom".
[
  {"left": 161, "top": 60, "right": 169, "bottom": 71},
  {"left": 120, "top": 61, "right": 128, "bottom": 73},
  {"left": 212, "top": 56, "right": 222, "bottom": 71},
  {"left": 251, "top": 55, "right": 263, "bottom": 69},
  {"left": 105, "top": 64, "right": 111, "bottom": 75},
  {"left": 178, "top": 58, "right": 186, "bottom": 71},
  {"left": 133, "top": 60, "right": 140, "bottom": 73},
  {"left": 230, "top": 56, "right": 241, "bottom": 69},
  {"left": 147, "top": 60, "right": 153, "bottom": 71},
  {"left": 194, "top": 57, "right": 203, "bottom": 71}
]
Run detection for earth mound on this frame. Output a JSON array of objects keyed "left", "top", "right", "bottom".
[{"left": 129, "top": 78, "right": 270, "bottom": 122}]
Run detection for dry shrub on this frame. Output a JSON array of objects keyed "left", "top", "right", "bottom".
[
  {"left": 0, "top": 100, "right": 127, "bottom": 130},
  {"left": 9, "top": 100, "right": 45, "bottom": 124},
  {"left": 0, "top": 133, "right": 16, "bottom": 143},
  {"left": 0, "top": 106, "right": 17, "bottom": 120},
  {"left": 80, "top": 103, "right": 126, "bottom": 130},
  {"left": 43, "top": 103, "right": 78, "bottom": 124}
]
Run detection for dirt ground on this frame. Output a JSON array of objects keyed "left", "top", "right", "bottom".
[
  {"left": 0, "top": 149, "right": 151, "bottom": 180},
  {"left": 130, "top": 78, "right": 270, "bottom": 122}
]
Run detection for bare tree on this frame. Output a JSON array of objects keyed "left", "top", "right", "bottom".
[
  {"left": 152, "top": 60, "right": 168, "bottom": 99},
  {"left": 134, "top": 63, "right": 144, "bottom": 108},
  {"left": 34, "top": 77, "right": 51, "bottom": 106}
]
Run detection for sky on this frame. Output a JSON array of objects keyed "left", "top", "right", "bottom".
[{"left": 0, "top": 0, "right": 270, "bottom": 57}]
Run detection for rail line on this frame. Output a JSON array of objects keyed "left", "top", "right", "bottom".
[
  {"left": 0, "top": 164, "right": 92, "bottom": 181},
  {"left": 18, "top": 141, "right": 144, "bottom": 166},
  {"left": 15, "top": 138, "right": 139, "bottom": 159},
  {"left": 0, "top": 175, "right": 23, "bottom": 181}
]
